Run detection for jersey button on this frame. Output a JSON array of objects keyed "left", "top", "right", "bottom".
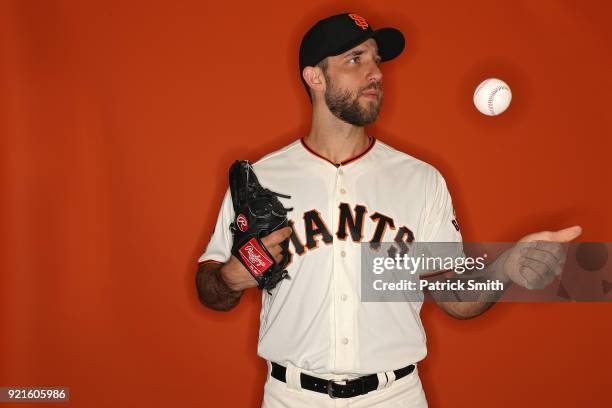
[
  {"left": 340, "top": 294, "right": 348, "bottom": 301},
  {"left": 340, "top": 250, "right": 346, "bottom": 257},
  {"left": 340, "top": 188, "right": 346, "bottom": 195},
  {"left": 341, "top": 337, "right": 349, "bottom": 345}
]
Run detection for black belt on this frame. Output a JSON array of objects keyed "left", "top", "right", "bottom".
[{"left": 270, "top": 362, "right": 415, "bottom": 399}]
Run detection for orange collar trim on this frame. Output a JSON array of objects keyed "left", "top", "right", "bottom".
[{"left": 300, "top": 136, "right": 376, "bottom": 167}]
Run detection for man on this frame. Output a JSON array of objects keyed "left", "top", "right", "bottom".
[{"left": 196, "top": 13, "right": 581, "bottom": 407}]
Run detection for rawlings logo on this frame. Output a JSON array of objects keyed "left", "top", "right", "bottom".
[
  {"left": 245, "top": 243, "right": 266, "bottom": 267},
  {"left": 239, "top": 238, "right": 274, "bottom": 277},
  {"left": 349, "top": 13, "right": 369, "bottom": 30},
  {"left": 237, "top": 214, "right": 248, "bottom": 232}
]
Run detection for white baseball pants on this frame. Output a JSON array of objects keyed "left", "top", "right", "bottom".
[{"left": 261, "top": 362, "right": 428, "bottom": 408}]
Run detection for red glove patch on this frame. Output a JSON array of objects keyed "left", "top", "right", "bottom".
[{"left": 238, "top": 237, "right": 274, "bottom": 277}]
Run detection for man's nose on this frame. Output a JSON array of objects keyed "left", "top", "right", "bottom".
[{"left": 367, "top": 62, "right": 383, "bottom": 84}]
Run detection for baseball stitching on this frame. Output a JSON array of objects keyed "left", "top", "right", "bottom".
[{"left": 487, "top": 86, "right": 510, "bottom": 115}]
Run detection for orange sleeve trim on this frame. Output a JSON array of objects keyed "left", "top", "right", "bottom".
[{"left": 198, "top": 259, "right": 223, "bottom": 266}]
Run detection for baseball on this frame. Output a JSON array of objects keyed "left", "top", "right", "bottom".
[{"left": 473, "top": 78, "right": 512, "bottom": 116}]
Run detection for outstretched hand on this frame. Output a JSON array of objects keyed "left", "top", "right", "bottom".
[{"left": 502, "top": 226, "right": 582, "bottom": 289}]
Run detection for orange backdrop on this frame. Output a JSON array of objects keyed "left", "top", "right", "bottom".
[{"left": 1, "top": 1, "right": 611, "bottom": 407}]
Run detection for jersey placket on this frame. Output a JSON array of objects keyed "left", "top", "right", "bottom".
[{"left": 331, "top": 165, "right": 357, "bottom": 373}]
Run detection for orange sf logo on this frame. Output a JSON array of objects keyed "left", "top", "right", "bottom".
[{"left": 349, "top": 14, "right": 369, "bottom": 30}]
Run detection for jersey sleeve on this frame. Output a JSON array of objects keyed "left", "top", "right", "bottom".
[
  {"left": 419, "top": 166, "right": 464, "bottom": 263},
  {"left": 197, "top": 187, "right": 234, "bottom": 265}
]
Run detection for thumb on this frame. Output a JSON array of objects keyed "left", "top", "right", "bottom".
[{"left": 547, "top": 225, "right": 582, "bottom": 242}]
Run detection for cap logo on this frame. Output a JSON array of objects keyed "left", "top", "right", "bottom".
[{"left": 349, "top": 14, "right": 369, "bottom": 30}]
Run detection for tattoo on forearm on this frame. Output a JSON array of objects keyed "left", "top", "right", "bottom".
[
  {"left": 196, "top": 264, "right": 243, "bottom": 311},
  {"left": 425, "top": 255, "right": 511, "bottom": 304}
]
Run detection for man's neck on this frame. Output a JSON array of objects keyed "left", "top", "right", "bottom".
[{"left": 304, "top": 108, "right": 370, "bottom": 165}]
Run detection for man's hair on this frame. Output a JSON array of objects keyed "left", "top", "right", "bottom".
[{"left": 303, "top": 58, "right": 329, "bottom": 103}]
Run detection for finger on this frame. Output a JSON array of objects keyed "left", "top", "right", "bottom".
[
  {"left": 536, "top": 240, "right": 566, "bottom": 260},
  {"left": 519, "top": 257, "right": 552, "bottom": 283},
  {"left": 518, "top": 263, "right": 553, "bottom": 290},
  {"left": 515, "top": 241, "right": 539, "bottom": 253},
  {"left": 547, "top": 225, "right": 582, "bottom": 243},
  {"left": 518, "top": 264, "right": 539, "bottom": 289},
  {"left": 274, "top": 253, "right": 283, "bottom": 263},
  {"left": 522, "top": 243, "right": 562, "bottom": 266},
  {"left": 273, "top": 226, "right": 293, "bottom": 241},
  {"left": 542, "top": 241, "right": 569, "bottom": 266},
  {"left": 268, "top": 245, "right": 282, "bottom": 258},
  {"left": 261, "top": 240, "right": 284, "bottom": 260},
  {"left": 531, "top": 243, "right": 567, "bottom": 277},
  {"left": 538, "top": 241, "right": 570, "bottom": 273},
  {"left": 262, "top": 227, "right": 292, "bottom": 246},
  {"left": 553, "top": 260, "right": 566, "bottom": 277}
]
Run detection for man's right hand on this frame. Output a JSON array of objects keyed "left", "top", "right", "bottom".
[{"left": 220, "top": 226, "right": 293, "bottom": 291}]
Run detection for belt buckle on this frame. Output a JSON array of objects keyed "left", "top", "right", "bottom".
[
  {"left": 326, "top": 379, "right": 337, "bottom": 399},
  {"left": 326, "top": 377, "right": 365, "bottom": 399}
]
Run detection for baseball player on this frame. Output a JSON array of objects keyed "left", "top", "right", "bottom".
[{"left": 196, "top": 12, "right": 581, "bottom": 407}]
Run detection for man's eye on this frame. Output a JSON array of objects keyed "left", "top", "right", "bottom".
[{"left": 349, "top": 56, "right": 360, "bottom": 64}]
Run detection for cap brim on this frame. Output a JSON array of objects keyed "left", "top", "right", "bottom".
[
  {"left": 326, "top": 27, "right": 405, "bottom": 65},
  {"left": 373, "top": 28, "right": 405, "bottom": 62}
]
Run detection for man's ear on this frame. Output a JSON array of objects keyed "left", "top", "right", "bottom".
[{"left": 303, "top": 66, "right": 325, "bottom": 93}]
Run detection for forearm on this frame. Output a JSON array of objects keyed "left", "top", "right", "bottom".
[
  {"left": 426, "top": 250, "right": 513, "bottom": 319},
  {"left": 196, "top": 261, "right": 244, "bottom": 312}
]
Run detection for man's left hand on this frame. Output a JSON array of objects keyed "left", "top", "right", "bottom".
[{"left": 501, "top": 225, "right": 582, "bottom": 289}]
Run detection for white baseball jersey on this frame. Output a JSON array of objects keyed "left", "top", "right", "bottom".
[{"left": 198, "top": 136, "right": 463, "bottom": 375}]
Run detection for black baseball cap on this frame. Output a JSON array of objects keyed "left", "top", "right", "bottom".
[{"left": 299, "top": 13, "right": 405, "bottom": 76}]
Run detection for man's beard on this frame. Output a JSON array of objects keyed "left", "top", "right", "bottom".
[{"left": 324, "top": 75, "right": 383, "bottom": 126}]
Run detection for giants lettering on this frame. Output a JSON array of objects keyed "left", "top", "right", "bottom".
[{"left": 287, "top": 203, "right": 415, "bottom": 259}]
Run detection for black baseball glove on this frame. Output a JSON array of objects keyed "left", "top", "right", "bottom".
[{"left": 228, "top": 160, "right": 292, "bottom": 293}]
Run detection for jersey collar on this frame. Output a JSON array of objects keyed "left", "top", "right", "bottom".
[{"left": 300, "top": 136, "right": 376, "bottom": 168}]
